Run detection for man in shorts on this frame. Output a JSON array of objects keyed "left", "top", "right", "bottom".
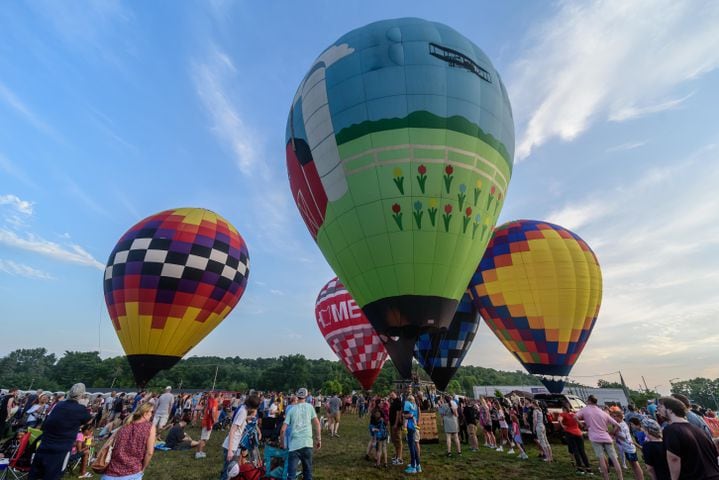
[
  {"left": 327, "top": 394, "right": 342, "bottom": 438},
  {"left": 153, "top": 386, "right": 175, "bottom": 436},
  {"left": 388, "top": 392, "right": 404, "bottom": 465},
  {"left": 576, "top": 395, "right": 624, "bottom": 480},
  {"left": 196, "top": 392, "right": 219, "bottom": 459}
]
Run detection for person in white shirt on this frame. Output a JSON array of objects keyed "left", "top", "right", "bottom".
[
  {"left": 153, "top": 387, "right": 175, "bottom": 432},
  {"left": 220, "top": 394, "right": 260, "bottom": 480}
]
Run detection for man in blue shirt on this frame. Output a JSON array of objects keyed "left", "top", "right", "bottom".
[
  {"left": 29, "top": 383, "right": 92, "bottom": 480},
  {"left": 280, "top": 388, "right": 321, "bottom": 480}
]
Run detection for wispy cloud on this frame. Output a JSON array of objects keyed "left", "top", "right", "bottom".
[
  {"left": 0, "top": 81, "right": 63, "bottom": 142},
  {"left": 0, "top": 194, "right": 34, "bottom": 215},
  {"left": 510, "top": 0, "right": 719, "bottom": 160},
  {"left": 0, "top": 229, "right": 104, "bottom": 270},
  {"left": 191, "top": 47, "right": 260, "bottom": 176},
  {"left": 0, "top": 259, "right": 53, "bottom": 280},
  {"left": 609, "top": 92, "right": 695, "bottom": 122},
  {"left": 548, "top": 144, "right": 719, "bottom": 381},
  {"left": 0, "top": 153, "right": 38, "bottom": 189},
  {"left": 605, "top": 141, "right": 647, "bottom": 153},
  {"left": 26, "top": 0, "right": 134, "bottom": 72}
]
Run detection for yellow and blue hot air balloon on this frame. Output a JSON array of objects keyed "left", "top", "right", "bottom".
[
  {"left": 103, "top": 208, "right": 250, "bottom": 387},
  {"left": 468, "top": 220, "right": 602, "bottom": 393},
  {"left": 286, "top": 18, "right": 514, "bottom": 377}
]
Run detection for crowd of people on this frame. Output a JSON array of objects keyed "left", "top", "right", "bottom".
[{"left": 2, "top": 383, "right": 719, "bottom": 479}]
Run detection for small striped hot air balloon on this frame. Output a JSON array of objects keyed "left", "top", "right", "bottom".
[
  {"left": 104, "top": 208, "right": 249, "bottom": 387},
  {"left": 468, "top": 220, "right": 602, "bottom": 393}
]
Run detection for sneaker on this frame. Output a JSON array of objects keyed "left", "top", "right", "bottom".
[
  {"left": 416, "top": 464, "right": 422, "bottom": 473},
  {"left": 519, "top": 453, "right": 529, "bottom": 460},
  {"left": 457, "top": 451, "right": 462, "bottom": 456},
  {"left": 404, "top": 466, "right": 417, "bottom": 474},
  {"left": 195, "top": 451, "right": 205, "bottom": 459},
  {"left": 392, "top": 458, "right": 404, "bottom": 465},
  {"left": 575, "top": 470, "right": 586, "bottom": 475},
  {"left": 507, "top": 449, "right": 515, "bottom": 455},
  {"left": 446, "top": 452, "right": 452, "bottom": 458},
  {"left": 496, "top": 446, "right": 504, "bottom": 452},
  {"left": 78, "top": 474, "right": 93, "bottom": 479}
]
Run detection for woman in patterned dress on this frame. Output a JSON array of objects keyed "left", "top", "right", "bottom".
[{"left": 102, "top": 403, "right": 156, "bottom": 480}]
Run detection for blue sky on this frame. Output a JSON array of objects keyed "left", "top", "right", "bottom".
[{"left": 1, "top": 0, "right": 718, "bottom": 393}]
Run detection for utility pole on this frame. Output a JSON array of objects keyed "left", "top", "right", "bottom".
[{"left": 211, "top": 365, "right": 219, "bottom": 392}]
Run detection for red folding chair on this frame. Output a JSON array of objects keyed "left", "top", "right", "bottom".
[{"left": 0, "top": 431, "right": 31, "bottom": 480}]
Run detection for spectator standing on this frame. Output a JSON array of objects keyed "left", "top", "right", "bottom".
[
  {"left": 196, "top": 392, "right": 219, "bottom": 459},
  {"left": 640, "top": 418, "right": 670, "bottom": 480},
  {"left": 463, "top": 400, "right": 479, "bottom": 452},
  {"left": 533, "top": 401, "right": 553, "bottom": 462},
  {"left": 327, "top": 394, "right": 342, "bottom": 438},
  {"left": 389, "top": 392, "right": 404, "bottom": 465},
  {"left": 153, "top": 387, "right": 175, "bottom": 435},
  {"left": 559, "top": 404, "right": 591, "bottom": 474},
  {"left": 576, "top": 395, "right": 623, "bottom": 480},
  {"left": 612, "top": 410, "right": 644, "bottom": 480},
  {"left": 220, "top": 394, "right": 260, "bottom": 480},
  {"left": 438, "top": 396, "right": 461, "bottom": 457},
  {"left": 671, "top": 393, "right": 713, "bottom": 440},
  {"left": 402, "top": 394, "right": 421, "bottom": 474},
  {"left": 29, "top": 383, "right": 92, "bottom": 480},
  {"left": 658, "top": 396, "right": 719, "bottom": 480},
  {"left": 280, "top": 388, "right": 321, "bottom": 480},
  {"left": 0, "top": 388, "right": 18, "bottom": 439},
  {"left": 102, "top": 403, "right": 156, "bottom": 480}
]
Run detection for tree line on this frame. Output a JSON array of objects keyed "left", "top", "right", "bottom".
[
  {"left": 0, "top": 348, "right": 543, "bottom": 395},
  {"left": 1, "top": 348, "right": 715, "bottom": 408}
]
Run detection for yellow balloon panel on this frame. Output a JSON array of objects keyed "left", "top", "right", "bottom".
[{"left": 469, "top": 220, "right": 602, "bottom": 377}]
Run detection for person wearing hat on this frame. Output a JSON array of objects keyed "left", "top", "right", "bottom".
[
  {"left": 640, "top": 418, "right": 670, "bottom": 480},
  {"left": 280, "top": 388, "right": 321, "bottom": 480},
  {"left": 28, "top": 383, "right": 92, "bottom": 480}
]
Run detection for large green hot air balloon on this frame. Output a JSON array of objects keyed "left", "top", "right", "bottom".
[{"left": 286, "top": 18, "right": 514, "bottom": 377}]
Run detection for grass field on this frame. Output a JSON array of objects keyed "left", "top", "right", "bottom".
[{"left": 142, "top": 413, "right": 644, "bottom": 480}]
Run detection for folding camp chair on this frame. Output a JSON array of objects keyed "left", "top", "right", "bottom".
[
  {"left": 263, "top": 445, "right": 289, "bottom": 480},
  {"left": 0, "top": 430, "right": 31, "bottom": 480}
]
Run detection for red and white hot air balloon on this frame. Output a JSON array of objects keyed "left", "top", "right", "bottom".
[{"left": 315, "top": 278, "right": 388, "bottom": 390}]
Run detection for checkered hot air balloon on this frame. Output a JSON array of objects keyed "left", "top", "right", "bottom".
[
  {"left": 287, "top": 18, "right": 514, "bottom": 378},
  {"left": 414, "top": 290, "right": 480, "bottom": 391},
  {"left": 315, "top": 278, "right": 388, "bottom": 390},
  {"left": 468, "top": 220, "right": 602, "bottom": 393},
  {"left": 104, "top": 208, "right": 249, "bottom": 387}
]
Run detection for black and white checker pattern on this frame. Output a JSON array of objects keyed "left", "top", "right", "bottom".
[{"left": 105, "top": 235, "right": 249, "bottom": 291}]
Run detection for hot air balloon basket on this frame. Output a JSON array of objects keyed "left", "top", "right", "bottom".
[{"left": 418, "top": 412, "right": 439, "bottom": 444}]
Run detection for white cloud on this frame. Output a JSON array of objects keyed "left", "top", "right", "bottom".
[
  {"left": 466, "top": 143, "right": 719, "bottom": 386},
  {"left": 605, "top": 141, "right": 647, "bottom": 153},
  {"left": 510, "top": 0, "right": 719, "bottom": 160},
  {"left": 609, "top": 92, "right": 694, "bottom": 122},
  {"left": 0, "top": 194, "right": 33, "bottom": 215},
  {"left": 0, "top": 229, "right": 104, "bottom": 270},
  {"left": 0, "top": 259, "right": 53, "bottom": 280},
  {"left": 191, "top": 48, "right": 260, "bottom": 177},
  {"left": 0, "top": 81, "right": 63, "bottom": 142},
  {"left": 545, "top": 199, "right": 613, "bottom": 231}
]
